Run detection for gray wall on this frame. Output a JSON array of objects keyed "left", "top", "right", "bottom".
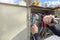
[{"left": 0, "top": 4, "right": 28, "bottom": 40}]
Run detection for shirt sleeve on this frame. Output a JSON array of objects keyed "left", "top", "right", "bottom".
[{"left": 47, "top": 25, "right": 60, "bottom": 36}]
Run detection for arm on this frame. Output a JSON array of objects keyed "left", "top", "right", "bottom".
[
  {"left": 47, "top": 25, "right": 60, "bottom": 36},
  {"left": 47, "top": 18, "right": 60, "bottom": 36}
]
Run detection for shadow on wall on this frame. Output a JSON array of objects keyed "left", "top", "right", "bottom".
[
  {"left": 0, "top": 11, "right": 27, "bottom": 40},
  {"left": 12, "top": 28, "right": 29, "bottom": 40}
]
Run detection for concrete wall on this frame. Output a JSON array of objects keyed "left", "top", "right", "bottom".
[{"left": 0, "top": 4, "right": 28, "bottom": 40}]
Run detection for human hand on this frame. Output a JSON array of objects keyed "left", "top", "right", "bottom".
[{"left": 31, "top": 24, "right": 38, "bottom": 35}]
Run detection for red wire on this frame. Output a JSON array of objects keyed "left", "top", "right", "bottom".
[
  {"left": 41, "top": 15, "right": 47, "bottom": 28},
  {"left": 43, "top": 22, "right": 47, "bottom": 28}
]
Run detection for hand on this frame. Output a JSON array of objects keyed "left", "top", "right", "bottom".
[
  {"left": 54, "top": 19, "right": 58, "bottom": 24},
  {"left": 48, "top": 19, "right": 58, "bottom": 26},
  {"left": 43, "top": 15, "right": 53, "bottom": 24},
  {"left": 31, "top": 24, "right": 38, "bottom": 35},
  {"left": 43, "top": 15, "right": 58, "bottom": 26}
]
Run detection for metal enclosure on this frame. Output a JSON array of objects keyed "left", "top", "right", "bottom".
[{"left": 0, "top": 3, "right": 30, "bottom": 40}]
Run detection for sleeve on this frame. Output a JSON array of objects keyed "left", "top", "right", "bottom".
[{"left": 47, "top": 25, "right": 60, "bottom": 36}]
